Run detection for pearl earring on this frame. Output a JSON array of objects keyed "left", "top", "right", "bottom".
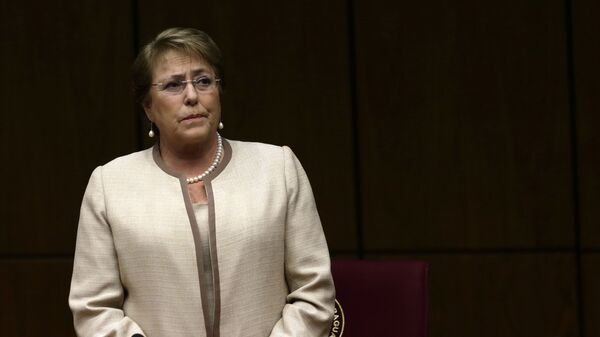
[
  {"left": 148, "top": 123, "right": 155, "bottom": 138},
  {"left": 218, "top": 122, "right": 224, "bottom": 130}
]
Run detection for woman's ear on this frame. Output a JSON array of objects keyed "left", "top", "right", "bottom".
[{"left": 143, "top": 98, "right": 153, "bottom": 121}]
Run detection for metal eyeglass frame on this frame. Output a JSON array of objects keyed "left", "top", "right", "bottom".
[{"left": 151, "top": 76, "right": 221, "bottom": 95}]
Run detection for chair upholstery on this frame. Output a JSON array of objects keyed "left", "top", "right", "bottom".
[{"left": 330, "top": 259, "right": 429, "bottom": 337}]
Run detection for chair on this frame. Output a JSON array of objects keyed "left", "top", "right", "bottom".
[{"left": 330, "top": 259, "right": 429, "bottom": 337}]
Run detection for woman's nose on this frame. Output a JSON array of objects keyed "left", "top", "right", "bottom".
[{"left": 184, "top": 81, "right": 198, "bottom": 105}]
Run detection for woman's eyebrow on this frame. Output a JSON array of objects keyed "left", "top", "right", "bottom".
[
  {"left": 161, "top": 73, "right": 186, "bottom": 81},
  {"left": 191, "top": 68, "right": 211, "bottom": 76},
  {"left": 159, "top": 68, "right": 211, "bottom": 81}
]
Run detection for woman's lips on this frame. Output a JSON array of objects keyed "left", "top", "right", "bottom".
[{"left": 181, "top": 114, "right": 206, "bottom": 122}]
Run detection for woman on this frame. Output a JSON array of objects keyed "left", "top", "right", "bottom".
[{"left": 69, "top": 27, "right": 335, "bottom": 337}]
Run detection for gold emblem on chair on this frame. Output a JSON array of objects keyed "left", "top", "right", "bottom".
[{"left": 329, "top": 299, "right": 345, "bottom": 337}]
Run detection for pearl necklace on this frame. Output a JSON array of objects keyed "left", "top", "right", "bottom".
[{"left": 186, "top": 133, "right": 223, "bottom": 184}]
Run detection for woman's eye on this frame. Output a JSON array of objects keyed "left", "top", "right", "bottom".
[
  {"left": 164, "top": 81, "right": 181, "bottom": 89},
  {"left": 196, "top": 77, "right": 212, "bottom": 86},
  {"left": 160, "top": 81, "right": 184, "bottom": 92}
]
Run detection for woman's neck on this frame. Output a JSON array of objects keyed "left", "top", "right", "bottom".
[{"left": 158, "top": 134, "right": 218, "bottom": 178}]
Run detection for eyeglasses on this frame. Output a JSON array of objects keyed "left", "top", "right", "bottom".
[{"left": 151, "top": 76, "right": 221, "bottom": 95}]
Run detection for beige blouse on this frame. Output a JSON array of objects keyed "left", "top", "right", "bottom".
[{"left": 194, "top": 203, "right": 215, "bottom": 326}]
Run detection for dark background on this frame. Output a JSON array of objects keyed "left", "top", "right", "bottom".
[{"left": 1, "top": 1, "right": 599, "bottom": 336}]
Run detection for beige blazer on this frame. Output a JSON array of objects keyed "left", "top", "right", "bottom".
[{"left": 69, "top": 139, "right": 335, "bottom": 337}]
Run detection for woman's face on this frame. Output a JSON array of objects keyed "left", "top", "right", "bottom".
[{"left": 144, "top": 49, "right": 221, "bottom": 147}]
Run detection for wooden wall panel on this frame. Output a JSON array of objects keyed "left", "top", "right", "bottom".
[
  {"left": 584, "top": 254, "right": 600, "bottom": 336},
  {"left": 0, "top": 260, "right": 75, "bottom": 336},
  {"left": 0, "top": 2, "right": 136, "bottom": 254},
  {"left": 367, "top": 254, "right": 578, "bottom": 337},
  {"left": 355, "top": 1, "right": 572, "bottom": 250},
  {"left": 575, "top": 0, "right": 600, "bottom": 248},
  {"left": 136, "top": 0, "right": 357, "bottom": 251}
]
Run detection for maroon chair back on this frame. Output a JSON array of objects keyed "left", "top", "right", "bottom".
[{"left": 331, "top": 259, "right": 429, "bottom": 337}]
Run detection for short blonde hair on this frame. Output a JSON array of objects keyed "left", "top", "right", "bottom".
[{"left": 132, "top": 27, "right": 224, "bottom": 105}]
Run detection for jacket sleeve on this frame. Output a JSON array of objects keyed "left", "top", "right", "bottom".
[
  {"left": 69, "top": 167, "right": 146, "bottom": 337},
  {"left": 269, "top": 146, "right": 336, "bottom": 337}
]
